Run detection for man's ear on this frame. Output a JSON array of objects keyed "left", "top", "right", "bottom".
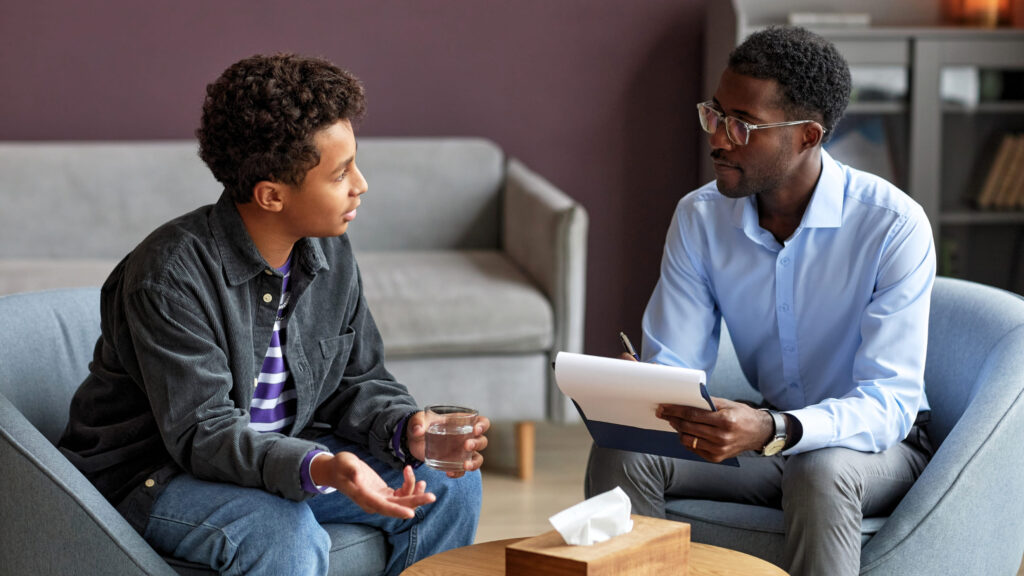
[
  {"left": 251, "top": 181, "right": 286, "bottom": 213},
  {"left": 800, "top": 123, "right": 825, "bottom": 151}
]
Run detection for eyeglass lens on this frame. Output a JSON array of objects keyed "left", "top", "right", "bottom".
[{"left": 698, "top": 104, "right": 747, "bottom": 145}]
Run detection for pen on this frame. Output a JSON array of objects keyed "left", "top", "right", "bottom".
[{"left": 618, "top": 331, "right": 640, "bottom": 361}]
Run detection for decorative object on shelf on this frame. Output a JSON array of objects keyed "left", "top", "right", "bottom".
[
  {"left": 946, "top": 0, "right": 1013, "bottom": 27},
  {"left": 787, "top": 12, "right": 871, "bottom": 28}
]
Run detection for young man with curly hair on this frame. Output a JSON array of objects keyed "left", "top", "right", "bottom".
[
  {"left": 586, "top": 27, "right": 936, "bottom": 576},
  {"left": 58, "top": 54, "right": 487, "bottom": 576}
]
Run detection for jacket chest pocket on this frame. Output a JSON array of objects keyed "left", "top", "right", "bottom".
[{"left": 313, "top": 328, "right": 356, "bottom": 384}]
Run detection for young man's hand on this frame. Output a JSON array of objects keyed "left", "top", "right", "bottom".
[
  {"left": 656, "top": 397, "right": 775, "bottom": 462},
  {"left": 405, "top": 411, "right": 491, "bottom": 478},
  {"left": 309, "top": 452, "right": 435, "bottom": 519}
]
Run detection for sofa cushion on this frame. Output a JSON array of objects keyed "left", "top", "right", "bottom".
[
  {"left": 358, "top": 250, "right": 553, "bottom": 356},
  {"left": 0, "top": 259, "right": 118, "bottom": 296}
]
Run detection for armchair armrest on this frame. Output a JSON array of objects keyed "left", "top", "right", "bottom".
[
  {"left": 0, "top": 392, "right": 176, "bottom": 575},
  {"left": 503, "top": 159, "right": 588, "bottom": 422},
  {"left": 860, "top": 326, "right": 1024, "bottom": 575}
]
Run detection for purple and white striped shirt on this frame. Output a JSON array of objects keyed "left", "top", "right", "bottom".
[
  {"left": 250, "top": 258, "right": 297, "bottom": 434},
  {"left": 249, "top": 257, "right": 333, "bottom": 494}
]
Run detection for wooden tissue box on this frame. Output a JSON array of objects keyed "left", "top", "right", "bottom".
[{"left": 505, "top": 515, "right": 690, "bottom": 576}]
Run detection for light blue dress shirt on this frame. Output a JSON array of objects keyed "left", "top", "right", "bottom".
[{"left": 642, "top": 150, "right": 935, "bottom": 455}]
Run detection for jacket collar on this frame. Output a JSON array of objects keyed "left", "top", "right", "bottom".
[{"left": 209, "top": 192, "right": 328, "bottom": 286}]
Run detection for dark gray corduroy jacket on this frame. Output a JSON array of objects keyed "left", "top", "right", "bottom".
[{"left": 58, "top": 192, "right": 417, "bottom": 531}]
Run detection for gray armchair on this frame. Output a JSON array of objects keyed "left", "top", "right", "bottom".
[
  {"left": 667, "top": 277, "right": 1024, "bottom": 575},
  {"left": 0, "top": 288, "right": 387, "bottom": 575}
]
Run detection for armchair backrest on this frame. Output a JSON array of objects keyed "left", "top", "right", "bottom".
[
  {"left": 923, "top": 277, "right": 1024, "bottom": 447},
  {"left": 709, "top": 277, "right": 1024, "bottom": 449},
  {"left": 0, "top": 287, "right": 100, "bottom": 443}
]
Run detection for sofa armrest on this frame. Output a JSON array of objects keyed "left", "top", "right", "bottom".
[
  {"left": 0, "top": 392, "right": 176, "bottom": 575},
  {"left": 503, "top": 159, "right": 588, "bottom": 422}
]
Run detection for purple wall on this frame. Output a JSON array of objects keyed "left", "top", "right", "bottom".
[{"left": 0, "top": 0, "right": 710, "bottom": 357}]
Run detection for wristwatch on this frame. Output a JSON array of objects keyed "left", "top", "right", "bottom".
[{"left": 759, "top": 409, "right": 788, "bottom": 456}]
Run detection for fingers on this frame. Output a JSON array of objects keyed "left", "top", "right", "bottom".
[
  {"left": 667, "top": 417, "right": 720, "bottom": 440},
  {"left": 394, "top": 465, "right": 417, "bottom": 497},
  {"left": 372, "top": 491, "right": 436, "bottom": 519},
  {"left": 407, "top": 411, "right": 427, "bottom": 438},
  {"left": 657, "top": 403, "right": 711, "bottom": 422},
  {"left": 474, "top": 416, "right": 491, "bottom": 435},
  {"left": 466, "top": 433, "right": 488, "bottom": 453},
  {"left": 619, "top": 352, "right": 638, "bottom": 362}
]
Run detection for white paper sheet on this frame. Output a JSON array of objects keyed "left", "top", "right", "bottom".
[{"left": 554, "top": 351, "right": 709, "bottom": 433}]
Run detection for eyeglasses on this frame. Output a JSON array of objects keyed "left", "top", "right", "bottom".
[{"left": 697, "top": 101, "right": 825, "bottom": 146}]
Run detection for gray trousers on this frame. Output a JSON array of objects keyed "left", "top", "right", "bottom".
[{"left": 585, "top": 426, "right": 933, "bottom": 576}]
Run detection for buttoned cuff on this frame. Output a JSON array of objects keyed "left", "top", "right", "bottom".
[
  {"left": 780, "top": 407, "right": 833, "bottom": 455},
  {"left": 391, "top": 411, "right": 423, "bottom": 468}
]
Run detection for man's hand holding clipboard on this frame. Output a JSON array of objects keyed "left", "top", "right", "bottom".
[{"left": 553, "top": 348, "right": 739, "bottom": 466}]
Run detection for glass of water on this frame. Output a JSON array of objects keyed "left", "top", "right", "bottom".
[{"left": 424, "top": 405, "right": 478, "bottom": 471}]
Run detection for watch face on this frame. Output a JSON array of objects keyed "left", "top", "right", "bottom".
[{"left": 762, "top": 438, "right": 786, "bottom": 457}]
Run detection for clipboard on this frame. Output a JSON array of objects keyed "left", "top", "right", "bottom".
[{"left": 555, "top": 351, "right": 739, "bottom": 466}]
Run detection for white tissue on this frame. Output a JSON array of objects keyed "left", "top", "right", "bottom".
[{"left": 548, "top": 486, "right": 634, "bottom": 546}]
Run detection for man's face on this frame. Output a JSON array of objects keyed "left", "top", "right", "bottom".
[
  {"left": 707, "top": 69, "right": 800, "bottom": 199},
  {"left": 280, "top": 119, "right": 367, "bottom": 238}
]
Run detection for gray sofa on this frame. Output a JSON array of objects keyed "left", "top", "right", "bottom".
[{"left": 0, "top": 138, "right": 588, "bottom": 478}]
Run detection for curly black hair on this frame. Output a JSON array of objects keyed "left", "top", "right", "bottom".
[
  {"left": 728, "top": 26, "right": 851, "bottom": 143},
  {"left": 197, "top": 54, "right": 366, "bottom": 203}
]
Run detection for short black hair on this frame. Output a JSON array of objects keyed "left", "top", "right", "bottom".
[
  {"left": 197, "top": 54, "right": 366, "bottom": 203},
  {"left": 728, "top": 26, "right": 851, "bottom": 143}
]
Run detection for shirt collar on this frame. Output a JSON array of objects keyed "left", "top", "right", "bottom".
[
  {"left": 731, "top": 148, "right": 845, "bottom": 233},
  {"left": 800, "top": 148, "right": 844, "bottom": 229},
  {"left": 210, "top": 192, "right": 328, "bottom": 286}
]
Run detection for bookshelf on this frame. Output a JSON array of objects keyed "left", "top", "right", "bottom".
[{"left": 703, "top": 0, "right": 1024, "bottom": 295}]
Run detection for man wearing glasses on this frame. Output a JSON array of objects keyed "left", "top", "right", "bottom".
[{"left": 586, "top": 27, "right": 935, "bottom": 576}]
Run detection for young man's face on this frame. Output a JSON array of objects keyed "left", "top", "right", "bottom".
[
  {"left": 281, "top": 119, "right": 367, "bottom": 238},
  {"left": 707, "top": 68, "right": 802, "bottom": 199}
]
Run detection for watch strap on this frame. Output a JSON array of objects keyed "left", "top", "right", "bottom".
[{"left": 759, "top": 408, "right": 787, "bottom": 455}]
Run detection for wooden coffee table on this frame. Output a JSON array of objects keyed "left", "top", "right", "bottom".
[{"left": 403, "top": 537, "right": 788, "bottom": 575}]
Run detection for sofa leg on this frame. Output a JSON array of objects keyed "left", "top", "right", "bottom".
[{"left": 515, "top": 421, "right": 535, "bottom": 481}]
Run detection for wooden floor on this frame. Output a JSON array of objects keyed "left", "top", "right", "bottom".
[
  {"left": 475, "top": 422, "right": 1024, "bottom": 575},
  {"left": 476, "top": 421, "right": 591, "bottom": 543}
]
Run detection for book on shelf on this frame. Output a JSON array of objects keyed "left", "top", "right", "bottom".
[
  {"left": 977, "top": 133, "right": 1022, "bottom": 210},
  {"left": 998, "top": 135, "right": 1024, "bottom": 210},
  {"left": 1012, "top": 137, "right": 1024, "bottom": 210}
]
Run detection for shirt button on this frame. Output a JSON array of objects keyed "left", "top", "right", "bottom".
[
  {"left": 262, "top": 293, "right": 273, "bottom": 303},
  {"left": 789, "top": 382, "right": 798, "bottom": 388},
  {"left": 779, "top": 303, "right": 790, "bottom": 312},
  {"left": 145, "top": 479, "right": 155, "bottom": 488},
  {"left": 784, "top": 345, "right": 795, "bottom": 352},
  {"left": 264, "top": 269, "right": 273, "bottom": 276},
  {"left": 780, "top": 257, "right": 791, "bottom": 266}
]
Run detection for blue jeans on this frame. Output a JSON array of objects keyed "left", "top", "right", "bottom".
[{"left": 143, "top": 435, "right": 481, "bottom": 576}]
